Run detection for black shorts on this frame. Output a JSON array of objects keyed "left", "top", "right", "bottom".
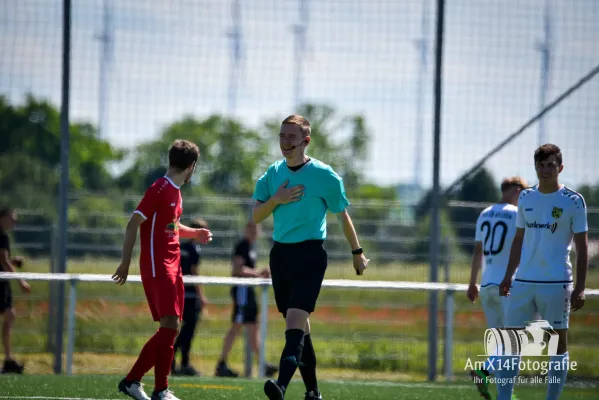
[
  {"left": 0, "top": 281, "right": 12, "bottom": 313},
  {"left": 269, "top": 240, "right": 327, "bottom": 317},
  {"left": 231, "top": 286, "right": 258, "bottom": 324},
  {"left": 182, "top": 296, "right": 202, "bottom": 324}
]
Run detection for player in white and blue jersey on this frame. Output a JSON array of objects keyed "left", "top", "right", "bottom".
[
  {"left": 467, "top": 176, "right": 527, "bottom": 399},
  {"left": 499, "top": 144, "right": 588, "bottom": 400}
]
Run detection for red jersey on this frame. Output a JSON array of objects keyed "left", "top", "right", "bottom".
[{"left": 134, "top": 176, "right": 183, "bottom": 279}]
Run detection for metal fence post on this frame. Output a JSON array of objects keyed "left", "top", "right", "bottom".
[
  {"left": 244, "top": 322, "right": 253, "bottom": 378},
  {"left": 444, "top": 289, "right": 455, "bottom": 381},
  {"left": 66, "top": 279, "right": 78, "bottom": 376},
  {"left": 244, "top": 214, "right": 254, "bottom": 378},
  {"left": 54, "top": 0, "right": 72, "bottom": 375},
  {"left": 258, "top": 284, "right": 269, "bottom": 378},
  {"left": 47, "top": 224, "right": 58, "bottom": 353},
  {"left": 428, "top": 0, "right": 446, "bottom": 382}
]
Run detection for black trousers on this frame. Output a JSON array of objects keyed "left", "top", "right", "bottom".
[
  {"left": 173, "top": 297, "right": 201, "bottom": 365},
  {"left": 0, "top": 281, "right": 12, "bottom": 313}
]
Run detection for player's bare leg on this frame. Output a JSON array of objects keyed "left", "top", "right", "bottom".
[
  {"left": 2, "top": 309, "right": 14, "bottom": 360},
  {"left": 546, "top": 329, "right": 569, "bottom": 400},
  {"left": 215, "top": 322, "right": 242, "bottom": 377},
  {"left": 264, "top": 308, "right": 309, "bottom": 400},
  {"left": 150, "top": 316, "right": 181, "bottom": 400},
  {"left": 119, "top": 316, "right": 180, "bottom": 400},
  {"left": 2, "top": 308, "right": 23, "bottom": 374},
  {"left": 120, "top": 321, "right": 155, "bottom": 400}
]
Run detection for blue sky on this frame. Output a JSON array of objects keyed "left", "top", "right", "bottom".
[{"left": 1, "top": 0, "right": 598, "bottom": 190}]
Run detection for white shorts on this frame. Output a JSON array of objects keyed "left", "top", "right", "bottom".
[
  {"left": 479, "top": 284, "right": 507, "bottom": 328},
  {"left": 504, "top": 282, "right": 572, "bottom": 329}
]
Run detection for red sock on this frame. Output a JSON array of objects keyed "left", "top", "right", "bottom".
[
  {"left": 154, "top": 327, "right": 178, "bottom": 392},
  {"left": 126, "top": 330, "right": 160, "bottom": 382}
]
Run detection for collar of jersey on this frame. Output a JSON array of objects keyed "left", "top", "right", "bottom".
[
  {"left": 284, "top": 158, "right": 312, "bottom": 172},
  {"left": 163, "top": 175, "right": 181, "bottom": 189}
]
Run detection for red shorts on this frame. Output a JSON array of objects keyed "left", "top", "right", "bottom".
[{"left": 142, "top": 274, "right": 185, "bottom": 321}]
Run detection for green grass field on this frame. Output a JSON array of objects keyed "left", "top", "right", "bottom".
[
  {"left": 8, "top": 257, "right": 599, "bottom": 383},
  {"left": 1, "top": 374, "right": 598, "bottom": 400}
]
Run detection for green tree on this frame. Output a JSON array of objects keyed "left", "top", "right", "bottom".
[
  {"left": 0, "top": 94, "right": 124, "bottom": 191},
  {"left": 576, "top": 183, "right": 599, "bottom": 268},
  {"left": 0, "top": 95, "right": 125, "bottom": 256},
  {"left": 119, "top": 115, "right": 269, "bottom": 196},
  {"left": 410, "top": 209, "right": 460, "bottom": 263},
  {"left": 448, "top": 168, "right": 500, "bottom": 254}
]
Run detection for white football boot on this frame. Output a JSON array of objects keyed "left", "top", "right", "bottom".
[
  {"left": 118, "top": 378, "right": 151, "bottom": 400},
  {"left": 151, "top": 388, "right": 181, "bottom": 400}
]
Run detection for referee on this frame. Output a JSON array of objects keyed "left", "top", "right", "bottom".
[{"left": 252, "top": 115, "right": 369, "bottom": 400}]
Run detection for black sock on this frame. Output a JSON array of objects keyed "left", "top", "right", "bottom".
[
  {"left": 299, "top": 334, "right": 318, "bottom": 393},
  {"left": 181, "top": 350, "right": 190, "bottom": 367},
  {"left": 276, "top": 329, "right": 305, "bottom": 391}
]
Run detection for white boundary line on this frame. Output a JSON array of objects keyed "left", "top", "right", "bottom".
[{"left": 0, "top": 397, "right": 120, "bottom": 400}]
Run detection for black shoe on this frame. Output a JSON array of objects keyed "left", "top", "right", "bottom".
[
  {"left": 1, "top": 359, "right": 24, "bottom": 374},
  {"left": 470, "top": 369, "right": 492, "bottom": 400},
  {"left": 305, "top": 391, "right": 323, "bottom": 400},
  {"left": 179, "top": 364, "right": 200, "bottom": 376},
  {"left": 264, "top": 379, "right": 285, "bottom": 400},
  {"left": 265, "top": 363, "right": 279, "bottom": 378},
  {"left": 215, "top": 361, "right": 239, "bottom": 378}
]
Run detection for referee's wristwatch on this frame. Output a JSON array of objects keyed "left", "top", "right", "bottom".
[{"left": 351, "top": 247, "right": 363, "bottom": 255}]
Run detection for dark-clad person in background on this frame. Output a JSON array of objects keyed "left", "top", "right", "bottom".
[
  {"left": 215, "top": 221, "right": 278, "bottom": 378},
  {"left": 0, "top": 207, "right": 30, "bottom": 374},
  {"left": 172, "top": 218, "right": 210, "bottom": 376}
]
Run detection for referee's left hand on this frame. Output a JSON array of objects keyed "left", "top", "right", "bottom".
[{"left": 353, "top": 253, "right": 369, "bottom": 276}]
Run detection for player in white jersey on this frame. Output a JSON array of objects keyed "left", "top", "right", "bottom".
[
  {"left": 467, "top": 176, "right": 527, "bottom": 400},
  {"left": 498, "top": 144, "right": 588, "bottom": 400}
]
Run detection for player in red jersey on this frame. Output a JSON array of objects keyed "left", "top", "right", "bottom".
[{"left": 113, "top": 140, "right": 212, "bottom": 400}]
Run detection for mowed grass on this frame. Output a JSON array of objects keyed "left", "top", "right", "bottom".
[
  {"left": 1, "top": 375, "right": 599, "bottom": 400},
  {"left": 8, "top": 258, "right": 599, "bottom": 380}
]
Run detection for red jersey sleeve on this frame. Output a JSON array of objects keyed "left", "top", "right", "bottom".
[{"left": 134, "top": 183, "right": 161, "bottom": 220}]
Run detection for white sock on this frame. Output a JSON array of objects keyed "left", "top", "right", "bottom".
[{"left": 546, "top": 352, "right": 569, "bottom": 400}]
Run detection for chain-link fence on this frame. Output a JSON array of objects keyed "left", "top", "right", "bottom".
[{"left": 1, "top": 0, "right": 598, "bottom": 381}]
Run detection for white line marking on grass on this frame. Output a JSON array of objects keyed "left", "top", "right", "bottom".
[
  {"left": 0, "top": 397, "right": 121, "bottom": 400},
  {"left": 324, "top": 380, "right": 471, "bottom": 389},
  {"left": 324, "top": 379, "right": 599, "bottom": 390}
]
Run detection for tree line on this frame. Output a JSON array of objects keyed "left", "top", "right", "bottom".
[{"left": 1, "top": 94, "right": 597, "bottom": 266}]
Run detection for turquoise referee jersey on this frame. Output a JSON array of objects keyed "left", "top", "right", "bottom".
[{"left": 253, "top": 158, "right": 350, "bottom": 243}]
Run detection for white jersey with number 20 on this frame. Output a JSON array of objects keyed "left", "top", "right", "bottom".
[{"left": 475, "top": 203, "right": 519, "bottom": 287}]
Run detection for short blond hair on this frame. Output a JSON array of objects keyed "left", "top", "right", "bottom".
[
  {"left": 500, "top": 176, "right": 528, "bottom": 192},
  {"left": 282, "top": 114, "right": 311, "bottom": 137}
]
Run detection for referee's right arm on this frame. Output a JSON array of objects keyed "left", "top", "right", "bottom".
[{"left": 252, "top": 198, "right": 278, "bottom": 224}]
